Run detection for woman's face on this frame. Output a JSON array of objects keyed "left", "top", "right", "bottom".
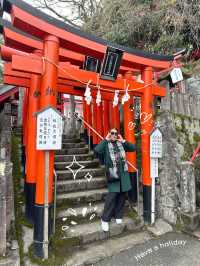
[{"left": 110, "top": 129, "right": 118, "bottom": 142}]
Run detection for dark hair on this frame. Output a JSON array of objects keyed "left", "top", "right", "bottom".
[{"left": 109, "top": 128, "right": 118, "bottom": 133}]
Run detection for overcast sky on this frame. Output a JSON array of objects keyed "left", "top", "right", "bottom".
[
  {"left": 24, "top": 0, "right": 74, "bottom": 21},
  {"left": 3, "top": 0, "right": 74, "bottom": 25}
]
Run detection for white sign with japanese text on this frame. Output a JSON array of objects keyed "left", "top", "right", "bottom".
[
  {"left": 151, "top": 158, "right": 158, "bottom": 178},
  {"left": 36, "top": 107, "right": 63, "bottom": 150},
  {"left": 150, "top": 128, "right": 162, "bottom": 158},
  {"left": 170, "top": 68, "right": 183, "bottom": 84}
]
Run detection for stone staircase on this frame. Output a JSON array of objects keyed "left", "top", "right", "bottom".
[{"left": 54, "top": 135, "right": 144, "bottom": 266}]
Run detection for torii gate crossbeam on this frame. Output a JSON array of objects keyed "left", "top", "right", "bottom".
[{"left": 0, "top": 0, "right": 175, "bottom": 259}]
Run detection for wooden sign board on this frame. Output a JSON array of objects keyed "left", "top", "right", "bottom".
[
  {"left": 151, "top": 158, "right": 158, "bottom": 178},
  {"left": 170, "top": 68, "right": 183, "bottom": 84},
  {"left": 150, "top": 128, "right": 162, "bottom": 158},
  {"left": 36, "top": 107, "right": 63, "bottom": 150}
]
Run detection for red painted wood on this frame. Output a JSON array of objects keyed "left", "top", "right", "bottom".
[
  {"left": 10, "top": 5, "right": 172, "bottom": 70},
  {"left": 10, "top": 55, "right": 166, "bottom": 96},
  {"left": 3, "top": 29, "right": 139, "bottom": 73}
]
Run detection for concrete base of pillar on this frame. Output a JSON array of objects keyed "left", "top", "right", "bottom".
[
  {"left": 128, "top": 172, "right": 137, "bottom": 203},
  {"left": 25, "top": 182, "right": 36, "bottom": 224},
  {"left": 143, "top": 185, "right": 151, "bottom": 224},
  {"left": 33, "top": 204, "right": 53, "bottom": 258}
]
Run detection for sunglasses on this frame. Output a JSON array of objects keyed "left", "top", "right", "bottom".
[{"left": 110, "top": 131, "right": 118, "bottom": 136}]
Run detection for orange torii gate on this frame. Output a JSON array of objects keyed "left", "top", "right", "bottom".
[{"left": 0, "top": 0, "right": 174, "bottom": 258}]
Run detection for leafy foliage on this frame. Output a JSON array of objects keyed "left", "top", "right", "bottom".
[
  {"left": 83, "top": 0, "right": 200, "bottom": 54},
  {"left": 34, "top": 0, "right": 200, "bottom": 54}
]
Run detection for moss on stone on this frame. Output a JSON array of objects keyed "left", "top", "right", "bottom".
[
  {"left": 11, "top": 134, "right": 25, "bottom": 265},
  {"left": 193, "top": 133, "right": 200, "bottom": 142},
  {"left": 174, "top": 113, "right": 192, "bottom": 122},
  {"left": 174, "top": 213, "right": 185, "bottom": 232},
  {"left": 154, "top": 109, "right": 165, "bottom": 118},
  {"left": 125, "top": 208, "right": 141, "bottom": 225},
  {"left": 28, "top": 220, "right": 80, "bottom": 266}
]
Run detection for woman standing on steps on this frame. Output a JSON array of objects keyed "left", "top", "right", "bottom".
[{"left": 94, "top": 128, "right": 136, "bottom": 232}]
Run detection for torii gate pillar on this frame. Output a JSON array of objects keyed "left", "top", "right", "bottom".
[
  {"left": 92, "top": 100, "right": 98, "bottom": 147},
  {"left": 141, "top": 66, "right": 154, "bottom": 223},
  {"left": 123, "top": 97, "right": 137, "bottom": 203},
  {"left": 103, "top": 100, "right": 109, "bottom": 137},
  {"left": 22, "top": 88, "right": 28, "bottom": 178},
  {"left": 34, "top": 35, "right": 59, "bottom": 258},
  {"left": 85, "top": 103, "right": 93, "bottom": 148},
  {"left": 25, "top": 71, "right": 41, "bottom": 223}
]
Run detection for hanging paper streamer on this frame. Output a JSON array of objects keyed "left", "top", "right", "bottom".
[
  {"left": 121, "top": 84, "right": 130, "bottom": 105},
  {"left": 137, "top": 75, "right": 144, "bottom": 83},
  {"left": 113, "top": 90, "right": 119, "bottom": 107},
  {"left": 96, "top": 87, "right": 101, "bottom": 106},
  {"left": 84, "top": 81, "right": 92, "bottom": 105}
]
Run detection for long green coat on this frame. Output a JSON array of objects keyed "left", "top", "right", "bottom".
[{"left": 94, "top": 139, "right": 136, "bottom": 192}]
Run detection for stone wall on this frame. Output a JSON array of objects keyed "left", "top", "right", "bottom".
[
  {"left": 0, "top": 103, "right": 13, "bottom": 256},
  {"left": 155, "top": 89, "right": 200, "bottom": 225},
  {"left": 160, "top": 86, "right": 200, "bottom": 119}
]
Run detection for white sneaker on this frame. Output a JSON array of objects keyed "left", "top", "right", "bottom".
[
  {"left": 101, "top": 219, "right": 109, "bottom": 231},
  {"left": 116, "top": 219, "right": 123, "bottom": 224}
]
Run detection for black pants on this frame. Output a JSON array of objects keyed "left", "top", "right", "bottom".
[{"left": 101, "top": 191, "right": 126, "bottom": 222}]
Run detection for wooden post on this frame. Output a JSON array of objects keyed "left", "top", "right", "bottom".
[{"left": 34, "top": 35, "right": 59, "bottom": 258}]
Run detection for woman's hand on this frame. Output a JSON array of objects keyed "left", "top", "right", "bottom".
[
  {"left": 118, "top": 134, "right": 126, "bottom": 143},
  {"left": 105, "top": 133, "right": 111, "bottom": 141}
]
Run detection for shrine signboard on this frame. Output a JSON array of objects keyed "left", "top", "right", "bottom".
[
  {"left": 36, "top": 107, "right": 63, "bottom": 150},
  {"left": 170, "top": 68, "right": 183, "bottom": 84},
  {"left": 150, "top": 128, "right": 162, "bottom": 158},
  {"left": 150, "top": 128, "right": 162, "bottom": 178},
  {"left": 150, "top": 127, "right": 163, "bottom": 224}
]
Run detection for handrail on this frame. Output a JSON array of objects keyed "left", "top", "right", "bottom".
[
  {"left": 53, "top": 169, "right": 58, "bottom": 234},
  {"left": 190, "top": 143, "right": 200, "bottom": 162},
  {"left": 73, "top": 112, "right": 141, "bottom": 217}
]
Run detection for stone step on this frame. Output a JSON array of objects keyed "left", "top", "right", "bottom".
[
  {"left": 61, "top": 217, "right": 143, "bottom": 247},
  {"left": 56, "top": 167, "right": 106, "bottom": 180},
  {"left": 57, "top": 202, "right": 105, "bottom": 220},
  {"left": 66, "top": 230, "right": 149, "bottom": 266},
  {"left": 57, "top": 188, "right": 108, "bottom": 207},
  {"left": 63, "top": 134, "right": 78, "bottom": 138},
  {"left": 61, "top": 142, "right": 86, "bottom": 149},
  {"left": 55, "top": 147, "right": 89, "bottom": 155},
  {"left": 56, "top": 177, "right": 106, "bottom": 193},
  {"left": 61, "top": 137, "right": 82, "bottom": 143},
  {"left": 55, "top": 153, "right": 94, "bottom": 162},
  {"left": 54, "top": 159, "right": 100, "bottom": 170}
]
